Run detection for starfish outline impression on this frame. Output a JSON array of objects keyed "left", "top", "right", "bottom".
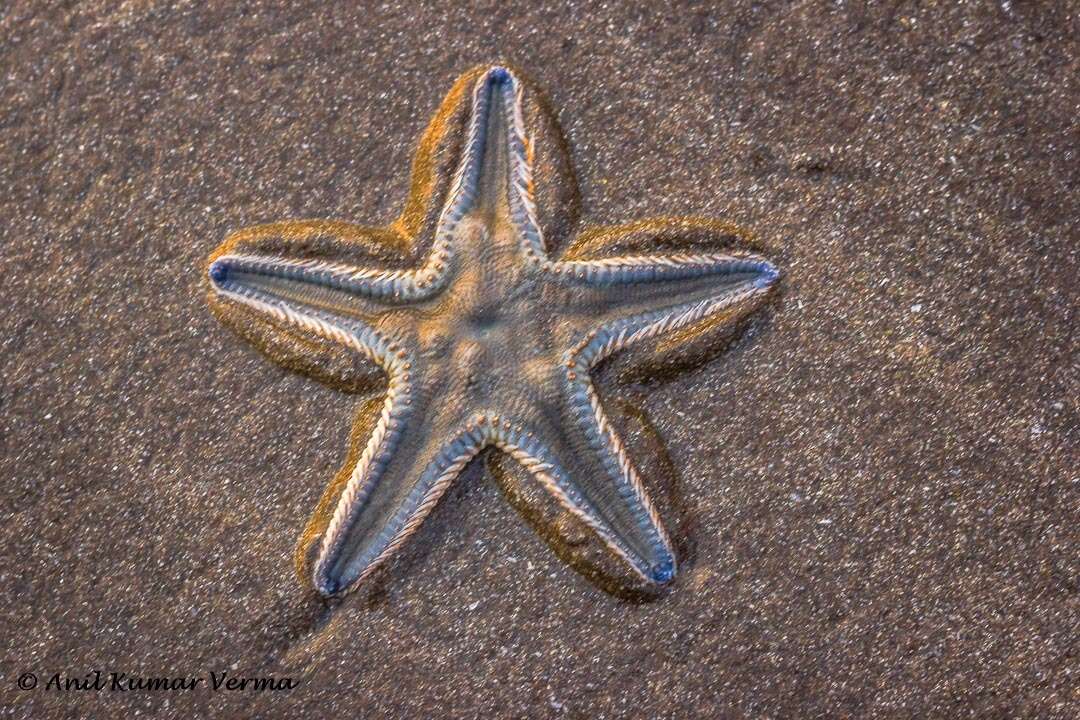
[{"left": 206, "top": 65, "right": 779, "bottom": 597}]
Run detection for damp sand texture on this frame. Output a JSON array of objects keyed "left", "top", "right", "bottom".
[{"left": 2, "top": 3, "right": 1077, "bottom": 719}]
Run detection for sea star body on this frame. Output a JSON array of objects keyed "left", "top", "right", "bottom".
[{"left": 206, "top": 66, "right": 779, "bottom": 597}]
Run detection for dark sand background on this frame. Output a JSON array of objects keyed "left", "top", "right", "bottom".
[{"left": 2, "top": 2, "right": 1077, "bottom": 718}]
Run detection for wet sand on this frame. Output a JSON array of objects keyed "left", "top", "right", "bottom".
[{"left": 2, "top": 2, "right": 1077, "bottom": 718}]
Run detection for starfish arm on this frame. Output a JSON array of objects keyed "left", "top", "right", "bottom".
[
  {"left": 551, "top": 259, "right": 776, "bottom": 332},
  {"left": 204, "top": 223, "right": 454, "bottom": 392},
  {"left": 208, "top": 242, "right": 450, "bottom": 311},
  {"left": 206, "top": 270, "right": 407, "bottom": 378},
  {"left": 562, "top": 260, "right": 775, "bottom": 381},
  {"left": 491, "top": 404, "right": 677, "bottom": 584},
  {"left": 309, "top": 378, "right": 488, "bottom": 597}
]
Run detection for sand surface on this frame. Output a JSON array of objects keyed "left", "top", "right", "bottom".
[{"left": 2, "top": 2, "right": 1077, "bottom": 718}]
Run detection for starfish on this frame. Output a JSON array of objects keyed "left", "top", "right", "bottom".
[{"left": 206, "top": 65, "right": 779, "bottom": 597}]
